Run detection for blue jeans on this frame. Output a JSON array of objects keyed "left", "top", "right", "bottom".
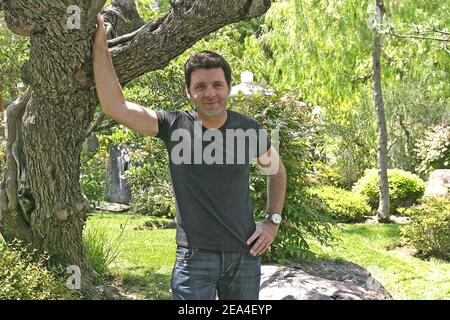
[{"left": 171, "top": 246, "right": 261, "bottom": 300}]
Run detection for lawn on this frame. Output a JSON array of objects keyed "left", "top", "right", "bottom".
[
  {"left": 86, "top": 212, "right": 450, "bottom": 300},
  {"left": 307, "top": 223, "right": 450, "bottom": 300},
  {"left": 85, "top": 212, "right": 176, "bottom": 299}
]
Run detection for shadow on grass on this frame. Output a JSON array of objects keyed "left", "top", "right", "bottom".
[{"left": 120, "top": 267, "right": 172, "bottom": 300}]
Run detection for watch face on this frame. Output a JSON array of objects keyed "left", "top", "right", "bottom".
[{"left": 271, "top": 214, "right": 282, "bottom": 224}]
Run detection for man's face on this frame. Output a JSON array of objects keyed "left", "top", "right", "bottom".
[{"left": 186, "top": 68, "right": 231, "bottom": 119}]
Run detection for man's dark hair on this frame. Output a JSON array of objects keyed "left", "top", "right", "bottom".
[{"left": 184, "top": 51, "right": 232, "bottom": 88}]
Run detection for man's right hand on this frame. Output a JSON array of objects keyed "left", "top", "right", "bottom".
[{"left": 94, "top": 13, "right": 107, "bottom": 47}]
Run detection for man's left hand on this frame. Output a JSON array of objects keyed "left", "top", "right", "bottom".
[{"left": 247, "top": 220, "right": 279, "bottom": 256}]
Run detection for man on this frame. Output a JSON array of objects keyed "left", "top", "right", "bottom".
[{"left": 93, "top": 14, "right": 286, "bottom": 300}]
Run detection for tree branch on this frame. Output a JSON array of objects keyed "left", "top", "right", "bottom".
[
  {"left": 387, "top": 28, "right": 450, "bottom": 42},
  {"left": 85, "top": 112, "right": 106, "bottom": 138},
  {"left": 108, "top": 0, "right": 271, "bottom": 85}
]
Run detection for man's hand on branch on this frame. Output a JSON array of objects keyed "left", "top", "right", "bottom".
[{"left": 94, "top": 13, "right": 107, "bottom": 48}]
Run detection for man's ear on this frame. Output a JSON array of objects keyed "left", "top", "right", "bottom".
[{"left": 185, "top": 85, "right": 191, "bottom": 99}]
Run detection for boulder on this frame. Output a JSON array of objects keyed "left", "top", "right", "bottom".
[
  {"left": 106, "top": 145, "right": 132, "bottom": 204},
  {"left": 96, "top": 201, "right": 130, "bottom": 213},
  {"left": 260, "top": 260, "right": 392, "bottom": 300}
]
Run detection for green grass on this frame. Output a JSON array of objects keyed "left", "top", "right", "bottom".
[
  {"left": 86, "top": 212, "right": 176, "bottom": 299},
  {"left": 86, "top": 212, "right": 450, "bottom": 300},
  {"left": 307, "top": 223, "right": 450, "bottom": 300}
]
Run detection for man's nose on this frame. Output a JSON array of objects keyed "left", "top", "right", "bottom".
[{"left": 204, "top": 85, "right": 216, "bottom": 97}]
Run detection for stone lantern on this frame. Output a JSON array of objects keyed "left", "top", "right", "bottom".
[{"left": 230, "top": 71, "right": 273, "bottom": 103}]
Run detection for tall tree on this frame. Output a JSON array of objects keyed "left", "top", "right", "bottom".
[
  {"left": 0, "top": 0, "right": 271, "bottom": 288},
  {"left": 371, "top": 0, "right": 390, "bottom": 222}
]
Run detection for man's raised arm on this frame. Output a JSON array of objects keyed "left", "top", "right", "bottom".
[{"left": 92, "top": 14, "right": 159, "bottom": 137}]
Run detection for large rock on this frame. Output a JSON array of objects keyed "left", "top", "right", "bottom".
[
  {"left": 106, "top": 145, "right": 132, "bottom": 204},
  {"left": 424, "top": 169, "right": 450, "bottom": 198},
  {"left": 260, "top": 260, "right": 392, "bottom": 300},
  {"left": 96, "top": 201, "right": 130, "bottom": 213}
]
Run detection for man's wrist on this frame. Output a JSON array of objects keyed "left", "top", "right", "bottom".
[{"left": 265, "top": 213, "right": 282, "bottom": 225}]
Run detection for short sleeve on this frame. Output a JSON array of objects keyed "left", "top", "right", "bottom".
[
  {"left": 156, "top": 110, "right": 177, "bottom": 144},
  {"left": 255, "top": 122, "right": 272, "bottom": 158}
]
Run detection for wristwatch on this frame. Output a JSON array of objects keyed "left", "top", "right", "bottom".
[{"left": 265, "top": 213, "right": 283, "bottom": 225}]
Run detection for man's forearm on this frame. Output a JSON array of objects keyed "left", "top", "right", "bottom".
[
  {"left": 93, "top": 32, "right": 125, "bottom": 115},
  {"left": 266, "top": 161, "right": 287, "bottom": 214}
]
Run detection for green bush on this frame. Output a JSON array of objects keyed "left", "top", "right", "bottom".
[
  {"left": 83, "top": 225, "right": 122, "bottom": 277},
  {"left": 0, "top": 241, "right": 75, "bottom": 300},
  {"left": 134, "top": 217, "right": 175, "bottom": 230},
  {"left": 415, "top": 123, "right": 450, "bottom": 177},
  {"left": 353, "top": 169, "right": 425, "bottom": 214},
  {"left": 309, "top": 186, "right": 371, "bottom": 223},
  {"left": 80, "top": 148, "right": 107, "bottom": 205},
  {"left": 100, "top": 125, "right": 175, "bottom": 218},
  {"left": 401, "top": 196, "right": 450, "bottom": 260},
  {"left": 234, "top": 91, "right": 336, "bottom": 263}
]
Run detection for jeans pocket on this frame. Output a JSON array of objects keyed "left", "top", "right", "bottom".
[{"left": 176, "top": 246, "right": 196, "bottom": 261}]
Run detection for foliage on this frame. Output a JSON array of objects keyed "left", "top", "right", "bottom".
[
  {"left": 0, "top": 11, "right": 30, "bottom": 105},
  {"left": 401, "top": 196, "right": 450, "bottom": 261},
  {"left": 384, "top": 82, "right": 449, "bottom": 173},
  {"left": 309, "top": 185, "right": 371, "bottom": 222},
  {"left": 233, "top": 91, "right": 336, "bottom": 263},
  {"left": 80, "top": 148, "right": 107, "bottom": 205},
  {"left": 100, "top": 126, "right": 175, "bottom": 218},
  {"left": 353, "top": 168, "right": 426, "bottom": 214},
  {"left": 134, "top": 217, "right": 175, "bottom": 231},
  {"left": 415, "top": 123, "right": 450, "bottom": 177},
  {"left": 83, "top": 224, "right": 123, "bottom": 277},
  {"left": 236, "top": 0, "right": 449, "bottom": 186},
  {"left": 86, "top": 212, "right": 174, "bottom": 299},
  {"left": 0, "top": 241, "right": 75, "bottom": 300}
]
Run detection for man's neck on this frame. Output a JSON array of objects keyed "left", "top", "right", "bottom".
[{"left": 197, "top": 110, "right": 228, "bottom": 129}]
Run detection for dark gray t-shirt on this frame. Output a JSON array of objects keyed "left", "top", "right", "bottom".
[{"left": 156, "top": 109, "right": 271, "bottom": 253}]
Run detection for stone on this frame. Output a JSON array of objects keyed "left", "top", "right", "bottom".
[
  {"left": 424, "top": 169, "right": 450, "bottom": 198},
  {"left": 259, "top": 260, "right": 392, "bottom": 300},
  {"left": 96, "top": 201, "right": 130, "bottom": 213},
  {"left": 106, "top": 145, "right": 132, "bottom": 204}
]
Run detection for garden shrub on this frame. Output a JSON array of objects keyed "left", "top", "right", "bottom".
[
  {"left": 134, "top": 217, "right": 175, "bottom": 230},
  {"left": 310, "top": 185, "right": 370, "bottom": 222},
  {"left": 415, "top": 123, "right": 450, "bottom": 177},
  {"left": 99, "top": 127, "right": 175, "bottom": 218},
  {"left": 352, "top": 168, "right": 425, "bottom": 214},
  {"left": 235, "top": 91, "right": 336, "bottom": 262},
  {"left": 0, "top": 241, "right": 75, "bottom": 300},
  {"left": 80, "top": 148, "right": 107, "bottom": 206},
  {"left": 401, "top": 196, "right": 450, "bottom": 261}
]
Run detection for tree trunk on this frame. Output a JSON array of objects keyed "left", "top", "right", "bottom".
[
  {"left": 0, "top": 0, "right": 272, "bottom": 292},
  {"left": 372, "top": 0, "right": 390, "bottom": 222}
]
